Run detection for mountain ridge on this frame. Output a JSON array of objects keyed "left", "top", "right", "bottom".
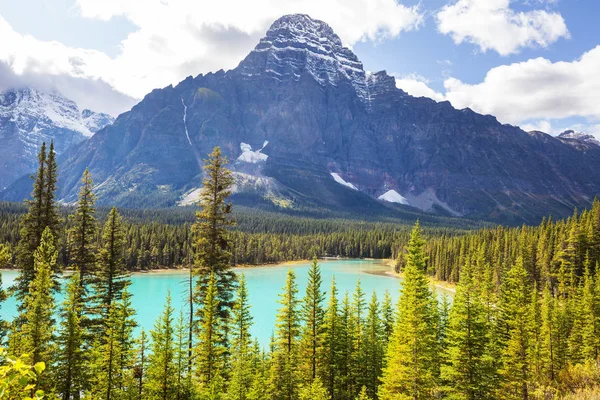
[
  {"left": 2, "top": 14, "right": 599, "bottom": 224},
  {"left": 0, "top": 87, "right": 114, "bottom": 190}
]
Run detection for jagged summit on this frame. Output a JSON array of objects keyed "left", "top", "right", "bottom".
[
  {"left": 0, "top": 87, "right": 114, "bottom": 189},
  {"left": 238, "top": 14, "right": 374, "bottom": 99},
  {"left": 558, "top": 130, "right": 600, "bottom": 146}
]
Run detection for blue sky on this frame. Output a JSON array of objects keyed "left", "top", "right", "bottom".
[{"left": 0, "top": 0, "right": 598, "bottom": 137}]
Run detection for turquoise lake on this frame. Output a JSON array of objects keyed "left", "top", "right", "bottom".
[{"left": 0, "top": 259, "right": 447, "bottom": 347}]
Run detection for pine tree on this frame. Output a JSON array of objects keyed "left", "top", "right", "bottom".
[
  {"left": 195, "top": 272, "right": 227, "bottom": 396},
  {"left": 147, "top": 291, "right": 176, "bottom": 400},
  {"left": 379, "top": 222, "right": 439, "bottom": 400},
  {"left": 497, "top": 256, "right": 532, "bottom": 400},
  {"left": 192, "top": 147, "right": 236, "bottom": 321},
  {"left": 441, "top": 258, "right": 493, "bottom": 400},
  {"left": 14, "top": 142, "right": 61, "bottom": 306},
  {"left": 269, "top": 269, "right": 300, "bottom": 400},
  {"left": 228, "top": 275, "right": 254, "bottom": 400},
  {"left": 89, "top": 303, "right": 123, "bottom": 400},
  {"left": 93, "top": 207, "right": 130, "bottom": 334},
  {"left": 381, "top": 289, "right": 394, "bottom": 345},
  {"left": 298, "top": 377, "right": 329, "bottom": 400},
  {"left": 115, "top": 289, "right": 138, "bottom": 392},
  {"left": 580, "top": 259, "right": 599, "bottom": 361},
  {"left": 338, "top": 292, "right": 354, "bottom": 400},
  {"left": 42, "top": 141, "right": 60, "bottom": 243},
  {"left": 135, "top": 329, "right": 149, "bottom": 399},
  {"left": 55, "top": 272, "right": 86, "bottom": 400},
  {"left": 173, "top": 311, "right": 192, "bottom": 399},
  {"left": 68, "top": 168, "right": 97, "bottom": 292},
  {"left": 356, "top": 386, "right": 373, "bottom": 400},
  {"left": 539, "top": 284, "right": 556, "bottom": 384},
  {"left": 350, "top": 278, "right": 366, "bottom": 396},
  {"left": 322, "top": 276, "right": 340, "bottom": 398},
  {"left": 20, "top": 227, "right": 57, "bottom": 371},
  {"left": 300, "top": 257, "right": 326, "bottom": 384},
  {"left": 362, "top": 292, "right": 383, "bottom": 399}
]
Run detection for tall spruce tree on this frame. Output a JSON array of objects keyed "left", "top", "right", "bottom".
[
  {"left": 228, "top": 275, "right": 255, "bottom": 400},
  {"left": 14, "top": 142, "right": 61, "bottom": 306},
  {"left": 269, "top": 269, "right": 300, "bottom": 400},
  {"left": 93, "top": 207, "right": 130, "bottom": 333},
  {"left": 55, "top": 272, "right": 86, "bottom": 400},
  {"left": 68, "top": 168, "right": 97, "bottom": 291},
  {"left": 379, "top": 222, "right": 440, "bottom": 400},
  {"left": 441, "top": 257, "right": 493, "bottom": 400},
  {"left": 300, "top": 257, "right": 326, "bottom": 384},
  {"left": 195, "top": 272, "right": 227, "bottom": 396},
  {"left": 322, "top": 276, "right": 340, "bottom": 398},
  {"left": 350, "top": 278, "right": 366, "bottom": 396},
  {"left": 497, "top": 256, "right": 533, "bottom": 400},
  {"left": 192, "top": 147, "right": 236, "bottom": 321},
  {"left": 20, "top": 227, "right": 57, "bottom": 370},
  {"left": 147, "top": 291, "right": 176, "bottom": 400},
  {"left": 362, "top": 292, "right": 383, "bottom": 399}
]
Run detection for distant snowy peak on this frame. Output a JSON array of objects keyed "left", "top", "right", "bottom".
[
  {"left": 82, "top": 109, "right": 115, "bottom": 134},
  {"left": 0, "top": 88, "right": 113, "bottom": 138},
  {"left": 558, "top": 130, "right": 600, "bottom": 147},
  {"left": 239, "top": 14, "right": 380, "bottom": 100},
  {"left": 378, "top": 190, "right": 410, "bottom": 205}
]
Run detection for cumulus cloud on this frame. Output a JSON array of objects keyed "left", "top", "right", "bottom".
[
  {"left": 443, "top": 46, "right": 600, "bottom": 124},
  {"left": 0, "top": 0, "right": 423, "bottom": 114},
  {"left": 436, "top": 0, "right": 569, "bottom": 55},
  {"left": 393, "top": 74, "right": 445, "bottom": 101},
  {"left": 391, "top": 46, "right": 600, "bottom": 138}
]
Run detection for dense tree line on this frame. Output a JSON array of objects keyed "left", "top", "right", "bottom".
[
  {"left": 0, "top": 204, "right": 473, "bottom": 270},
  {"left": 2, "top": 143, "right": 600, "bottom": 399}
]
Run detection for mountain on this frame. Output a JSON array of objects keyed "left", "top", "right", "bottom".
[
  {"left": 4, "top": 14, "right": 600, "bottom": 223},
  {"left": 0, "top": 88, "right": 114, "bottom": 190},
  {"left": 557, "top": 130, "right": 600, "bottom": 147}
]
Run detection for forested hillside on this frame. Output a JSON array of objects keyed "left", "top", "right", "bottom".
[{"left": 2, "top": 142, "right": 600, "bottom": 399}]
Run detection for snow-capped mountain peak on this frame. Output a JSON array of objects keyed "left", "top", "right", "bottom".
[
  {"left": 558, "top": 130, "right": 600, "bottom": 147},
  {"left": 0, "top": 87, "right": 114, "bottom": 189},
  {"left": 238, "top": 14, "right": 381, "bottom": 101},
  {"left": 0, "top": 88, "right": 113, "bottom": 138}
]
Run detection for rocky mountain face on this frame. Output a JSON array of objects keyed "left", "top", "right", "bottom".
[
  {"left": 0, "top": 88, "right": 114, "bottom": 190},
  {"left": 4, "top": 14, "right": 600, "bottom": 223},
  {"left": 557, "top": 130, "right": 600, "bottom": 147}
]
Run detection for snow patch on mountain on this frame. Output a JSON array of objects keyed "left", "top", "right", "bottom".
[
  {"left": 378, "top": 189, "right": 409, "bottom": 205},
  {"left": 178, "top": 187, "right": 202, "bottom": 206},
  {"left": 330, "top": 173, "right": 358, "bottom": 190},
  {"left": 237, "top": 141, "right": 268, "bottom": 163}
]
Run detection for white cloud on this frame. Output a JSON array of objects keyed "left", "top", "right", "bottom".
[
  {"left": 0, "top": 1, "right": 422, "bottom": 113},
  {"left": 443, "top": 46, "right": 600, "bottom": 125},
  {"left": 520, "top": 119, "right": 553, "bottom": 133},
  {"left": 0, "top": 16, "right": 136, "bottom": 115},
  {"left": 436, "top": 0, "right": 569, "bottom": 55},
  {"left": 393, "top": 73, "right": 445, "bottom": 101}
]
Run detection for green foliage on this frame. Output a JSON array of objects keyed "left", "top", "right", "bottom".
[
  {"left": 55, "top": 273, "right": 86, "bottom": 400},
  {"left": 146, "top": 291, "right": 176, "bottom": 400},
  {"left": 192, "top": 146, "right": 236, "bottom": 320},
  {"left": 299, "top": 257, "right": 326, "bottom": 385},
  {"left": 269, "top": 269, "right": 300, "bottom": 400},
  {"left": 0, "top": 348, "right": 46, "bottom": 400},
  {"left": 379, "top": 222, "right": 440, "bottom": 400}
]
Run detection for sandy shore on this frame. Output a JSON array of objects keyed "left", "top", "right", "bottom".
[{"left": 367, "top": 259, "right": 457, "bottom": 294}]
